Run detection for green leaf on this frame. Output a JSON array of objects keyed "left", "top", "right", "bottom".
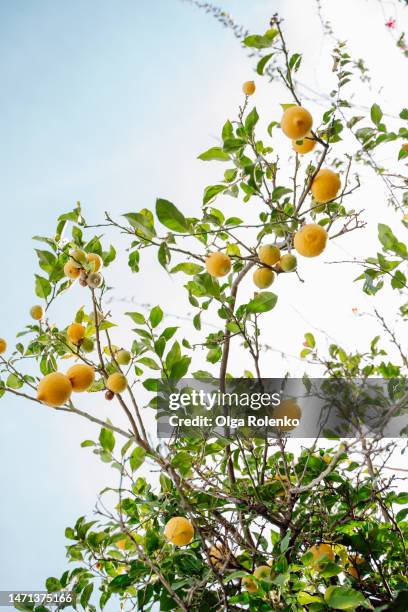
[
  {"left": 304, "top": 332, "right": 316, "bottom": 348},
  {"left": 207, "top": 346, "right": 222, "bottom": 363},
  {"left": 223, "top": 137, "right": 247, "bottom": 152},
  {"left": 149, "top": 305, "right": 163, "bottom": 328},
  {"left": 203, "top": 184, "right": 226, "bottom": 205},
  {"left": 371, "top": 103, "right": 383, "bottom": 126},
  {"left": 6, "top": 373, "right": 23, "bottom": 389},
  {"left": 172, "top": 450, "right": 192, "bottom": 476},
  {"left": 392, "top": 270, "right": 406, "bottom": 289},
  {"left": 247, "top": 291, "right": 278, "bottom": 313},
  {"left": 243, "top": 28, "right": 278, "bottom": 49},
  {"left": 81, "top": 440, "right": 95, "bottom": 448},
  {"left": 170, "top": 356, "right": 191, "bottom": 379},
  {"left": 128, "top": 249, "right": 140, "bottom": 272},
  {"left": 298, "top": 592, "right": 323, "bottom": 605},
  {"left": 256, "top": 53, "right": 274, "bottom": 75},
  {"left": 245, "top": 107, "right": 259, "bottom": 133},
  {"left": 156, "top": 198, "right": 189, "bottom": 233},
  {"left": 289, "top": 52, "right": 302, "bottom": 71},
  {"left": 99, "top": 428, "right": 115, "bottom": 452},
  {"left": 46, "top": 577, "right": 62, "bottom": 592},
  {"left": 170, "top": 262, "right": 204, "bottom": 275},
  {"left": 198, "top": 147, "right": 230, "bottom": 161},
  {"left": 222, "top": 120, "right": 233, "bottom": 141},
  {"left": 35, "top": 275, "right": 51, "bottom": 299},
  {"left": 378, "top": 224, "right": 407, "bottom": 257},
  {"left": 124, "top": 212, "right": 156, "bottom": 238},
  {"left": 137, "top": 356, "right": 160, "bottom": 370},
  {"left": 399, "top": 108, "right": 408, "bottom": 121},
  {"left": 324, "top": 586, "right": 369, "bottom": 609},
  {"left": 129, "top": 447, "right": 146, "bottom": 471},
  {"left": 126, "top": 311, "right": 146, "bottom": 325},
  {"left": 166, "top": 341, "right": 181, "bottom": 370},
  {"left": 81, "top": 583, "right": 94, "bottom": 609},
  {"left": 158, "top": 241, "right": 171, "bottom": 269}
]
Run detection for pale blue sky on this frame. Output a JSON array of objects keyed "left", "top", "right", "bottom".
[
  {"left": 1, "top": 0, "right": 406, "bottom": 609},
  {"left": 0, "top": 0, "right": 276, "bottom": 607}
]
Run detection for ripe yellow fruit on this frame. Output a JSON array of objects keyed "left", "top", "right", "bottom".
[
  {"left": 294, "top": 224, "right": 328, "bottom": 258},
  {"left": 258, "top": 244, "right": 280, "bottom": 266},
  {"left": 271, "top": 473, "right": 290, "bottom": 496},
  {"left": 64, "top": 261, "right": 81, "bottom": 280},
  {"left": 0, "top": 338, "right": 7, "bottom": 354},
  {"left": 242, "top": 80, "right": 256, "bottom": 95},
  {"left": 164, "top": 516, "right": 194, "bottom": 546},
  {"left": 67, "top": 323, "right": 86, "bottom": 345},
  {"left": 116, "top": 538, "right": 128, "bottom": 550},
  {"left": 273, "top": 399, "right": 301, "bottom": 432},
  {"left": 86, "top": 253, "right": 103, "bottom": 272},
  {"left": 311, "top": 169, "right": 341, "bottom": 203},
  {"left": 106, "top": 372, "right": 128, "bottom": 394},
  {"left": 402, "top": 143, "right": 408, "bottom": 153},
  {"left": 206, "top": 252, "right": 232, "bottom": 278},
  {"left": 209, "top": 544, "right": 230, "bottom": 570},
  {"left": 279, "top": 253, "right": 297, "bottom": 272},
  {"left": 242, "top": 574, "right": 257, "bottom": 593},
  {"left": 253, "top": 267, "right": 275, "bottom": 289},
  {"left": 308, "top": 543, "right": 335, "bottom": 570},
  {"left": 37, "top": 372, "right": 73, "bottom": 407},
  {"left": 254, "top": 565, "right": 271, "bottom": 580},
  {"left": 346, "top": 554, "right": 364, "bottom": 578},
  {"left": 30, "top": 305, "right": 44, "bottom": 321},
  {"left": 69, "top": 249, "right": 87, "bottom": 268},
  {"left": 281, "top": 105, "right": 313, "bottom": 139},
  {"left": 242, "top": 575, "right": 258, "bottom": 593},
  {"left": 292, "top": 132, "right": 316, "bottom": 154},
  {"left": 66, "top": 364, "right": 95, "bottom": 392}
]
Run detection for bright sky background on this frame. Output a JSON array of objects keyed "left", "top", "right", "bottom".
[{"left": 0, "top": 0, "right": 407, "bottom": 609}]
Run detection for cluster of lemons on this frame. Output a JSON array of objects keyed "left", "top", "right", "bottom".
[
  {"left": 36, "top": 337, "right": 131, "bottom": 406},
  {"left": 164, "top": 516, "right": 364, "bottom": 591},
  {"left": 0, "top": 245, "right": 135, "bottom": 407},
  {"left": 64, "top": 249, "right": 104, "bottom": 288},
  {"left": 205, "top": 219, "right": 328, "bottom": 287},
  {"left": 206, "top": 82, "right": 342, "bottom": 288}
]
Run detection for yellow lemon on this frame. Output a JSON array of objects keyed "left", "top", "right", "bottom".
[
  {"left": 66, "top": 364, "right": 95, "bottom": 392},
  {"left": 106, "top": 372, "right": 128, "bottom": 394},
  {"left": 67, "top": 323, "right": 86, "bottom": 345},
  {"left": 273, "top": 399, "right": 301, "bottom": 432},
  {"left": 206, "top": 252, "right": 232, "bottom": 278},
  {"left": 311, "top": 169, "right": 341, "bottom": 203},
  {"left": 64, "top": 261, "right": 81, "bottom": 279},
  {"left": 242, "top": 81, "right": 256, "bottom": 95},
  {"left": 281, "top": 105, "right": 313, "bottom": 139},
  {"left": 37, "top": 372, "right": 73, "bottom": 407},
  {"left": 294, "top": 224, "right": 328, "bottom": 257},
  {"left": 308, "top": 543, "right": 335, "bottom": 570},
  {"left": 30, "top": 305, "right": 44, "bottom": 321},
  {"left": 86, "top": 253, "right": 103, "bottom": 272},
  {"left": 253, "top": 267, "right": 275, "bottom": 289},
  {"left": 258, "top": 244, "right": 281, "bottom": 266},
  {"left": 292, "top": 132, "right": 316, "bottom": 154},
  {"left": 164, "top": 517, "right": 194, "bottom": 546}
]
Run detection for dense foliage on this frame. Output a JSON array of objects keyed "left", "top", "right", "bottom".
[{"left": 1, "top": 10, "right": 407, "bottom": 612}]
